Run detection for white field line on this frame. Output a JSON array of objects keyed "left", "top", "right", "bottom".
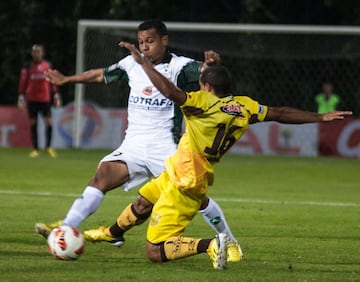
[{"left": 0, "top": 189, "right": 359, "bottom": 207}]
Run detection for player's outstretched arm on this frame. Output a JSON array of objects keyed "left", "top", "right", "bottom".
[
  {"left": 265, "top": 107, "right": 352, "bottom": 124},
  {"left": 45, "top": 68, "right": 104, "bottom": 86},
  {"left": 119, "top": 41, "right": 186, "bottom": 105}
]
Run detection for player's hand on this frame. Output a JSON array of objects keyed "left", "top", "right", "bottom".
[
  {"left": 45, "top": 69, "right": 67, "bottom": 86},
  {"left": 119, "top": 41, "right": 146, "bottom": 65},
  {"left": 204, "top": 50, "right": 220, "bottom": 65},
  {"left": 17, "top": 94, "right": 26, "bottom": 110},
  {"left": 321, "top": 111, "right": 352, "bottom": 122}
]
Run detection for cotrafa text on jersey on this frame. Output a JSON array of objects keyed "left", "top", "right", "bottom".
[{"left": 129, "top": 95, "right": 173, "bottom": 107}]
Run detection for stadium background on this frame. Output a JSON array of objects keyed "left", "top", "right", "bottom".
[
  {"left": 0, "top": 1, "right": 359, "bottom": 155},
  {"left": 1, "top": 0, "right": 360, "bottom": 112}
]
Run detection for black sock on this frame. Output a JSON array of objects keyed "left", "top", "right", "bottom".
[
  {"left": 197, "top": 238, "right": 213, "bottom": 253},
  {"left": 159, "top": 242, "right": 168, "bottom": 262},
  {"left": 31, "top": 124, "right": 38, "bottom": 150},
  {"left": 109, "top": 223, "right": 125, "bottom": 238},
  {"left": 46, "top": 125, "right": 52, "bottom": 148}
]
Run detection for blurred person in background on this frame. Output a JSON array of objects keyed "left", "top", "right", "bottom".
[
  {"left": 315, "top": 81, "right": 340, "bottom": 114},
  {"left": 18, "top": 44, "right": 61, "bottom": 158}
]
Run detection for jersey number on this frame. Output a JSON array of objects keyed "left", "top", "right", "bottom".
[{"left": 204, "top": 124, "right": 241, "bottom": 157}]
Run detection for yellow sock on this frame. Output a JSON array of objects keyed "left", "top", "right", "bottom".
[
  {"left": 163, "top": 237, "right": 201, "bottom": 260},
  {"left": 116, "top": 203, "right": 148, "bottom": 231}
]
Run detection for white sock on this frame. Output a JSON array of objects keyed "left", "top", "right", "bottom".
[
  {"left": 199, "top": 197, "right": 237, "bottom": 243},
  {"left": 62, "top": 186, "right": 104, "bottom": 227}
]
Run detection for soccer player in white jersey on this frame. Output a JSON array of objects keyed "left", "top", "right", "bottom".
[{"left": 37, "top": 20, "right": 242, "bottom": 262}]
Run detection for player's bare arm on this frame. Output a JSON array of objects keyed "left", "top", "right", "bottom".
[
  {"left": 265, "top": 107, "right": 352, "bottom": 123},
  {"left": 119, "top": 41, "right": 186, "bottom": 105},
  {"left": 45, "top": 68, "right": 104, "bottom": 86}
]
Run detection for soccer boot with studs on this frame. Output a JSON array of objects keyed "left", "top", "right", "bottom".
[
  {"left": 206, "top": 233, "right": 229, "bottom": 270},
  {"left": 227, "top": 242, "right": 243, "bottom": 262},
  {"left": 35, "top": 220, "right": 62, "bottom": 239}
]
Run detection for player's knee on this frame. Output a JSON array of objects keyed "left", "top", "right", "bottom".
[
  {"left": 88, "top": 172, "right": 105, "bottom": 190},
  {"left": 133, "top": 196, "right": 153, "bottom": 215},
  {"left": 146, "top": 242, "right": 163, "bottom": 263},
  {"left": 199, "top": 196, "right": 209, "bottom": 210},
  {"left": 88, "top": 162, "right": 128, "bottom": 192}
]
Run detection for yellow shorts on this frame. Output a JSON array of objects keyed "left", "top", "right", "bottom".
[{"left": 139, "top": 172, "right": 204, "bottom": 244}]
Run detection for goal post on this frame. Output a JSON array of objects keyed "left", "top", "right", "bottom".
[{"left": 73, "top": 20, "right": 360, "bottom": 148}]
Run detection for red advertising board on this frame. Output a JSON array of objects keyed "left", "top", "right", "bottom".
[
  {"left": 319, "top": 118, "right": 360, "bottom": 158},
  {"left": 0, "top": 107, "right": 31, "bottom": 147}
]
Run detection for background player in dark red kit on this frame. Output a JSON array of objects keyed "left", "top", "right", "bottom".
[{"left": 18, "top": 44, "right": 61, "bottom": 157}]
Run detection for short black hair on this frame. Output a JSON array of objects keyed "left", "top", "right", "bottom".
[
  {"left": 138, "top": 20, "right": 168, "bottom": 37},
  {"left": 200, "top": 65, "right": 232, "bottom": 96}
]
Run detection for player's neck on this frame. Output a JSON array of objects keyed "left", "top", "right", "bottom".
[{"left": 153, "top": 49, "right": 171, "bottom": 65}]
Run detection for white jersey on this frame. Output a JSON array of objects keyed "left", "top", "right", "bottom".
[
  {"left": 105, "top": 54, "right": 194, "bottom": 142},
  {"left": 101, "top": 53, "right": 200, "bottom": 190}
]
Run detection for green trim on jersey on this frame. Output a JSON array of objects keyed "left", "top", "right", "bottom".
[
  {"left": 177, "top": 61, "right": 202, "bottom": 91},
  {"left": 172, "top": 105, "right": 183, "bottom": 144},
  {"left": 103, "top": 66, "right": 129, "bottom": 84},
  {"left": 172, "top": 61, "right": 202, "bottom": 144}
]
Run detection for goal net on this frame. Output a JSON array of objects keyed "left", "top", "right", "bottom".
[{"left": 73, "top": 20, "right": 360, "bottom": 147}]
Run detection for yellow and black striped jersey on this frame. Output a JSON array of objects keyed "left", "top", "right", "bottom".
[{"left": 165, "top": 90, "right": 268, "bottom": 195}]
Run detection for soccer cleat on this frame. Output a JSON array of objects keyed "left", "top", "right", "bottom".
[
  {"left": 206, "top": 233, "right": 229, "bottom": 270},
  {"left": 227, "top": 242, "right": 243, "bottom": 262},
  {"left": 46, "top": 147, "right": 57, "bottom": 158},
  {"left": 35, "top": 220, "right": 62, "bottom": 239},
  {"left": 29, "top": 150, "right": 40, "bottom": 158},
  {"left": 84, "top": 226, "right": 125, "bottom": 247}
]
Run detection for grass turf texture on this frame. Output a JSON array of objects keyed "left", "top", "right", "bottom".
[{"left": 0, "top": 148, "right": 359, "bottom": 281}]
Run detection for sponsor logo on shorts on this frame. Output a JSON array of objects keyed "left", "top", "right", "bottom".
[{"left": 150, "top": 212, "right": 162, "bottom": 226}]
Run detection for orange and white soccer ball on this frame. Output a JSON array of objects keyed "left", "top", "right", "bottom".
[{"left": 47, "top": 226, "right": 85, "bottom": 260}]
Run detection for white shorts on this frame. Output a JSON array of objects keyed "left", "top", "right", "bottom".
[{"left": 100, "top": 137, "right": 177, "bottom": 191}]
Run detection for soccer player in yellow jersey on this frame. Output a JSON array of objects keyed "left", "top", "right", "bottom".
[{"left": 103, "top": 41, "right": 353, "bottom": 270}]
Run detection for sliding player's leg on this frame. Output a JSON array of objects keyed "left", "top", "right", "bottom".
[
  {"left": 84, "top": 196, "right": 153, "bottom": 246},
  {"left": 84, "top": 185, "right": 243, "bottom": 263},
  {"left": 144, "top": 172, "right": 228, "bottom": 270}
]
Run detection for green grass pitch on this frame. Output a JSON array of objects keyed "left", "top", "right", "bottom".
[{"left": 0, "top": 148, "right": 359, "bottom": 281}]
